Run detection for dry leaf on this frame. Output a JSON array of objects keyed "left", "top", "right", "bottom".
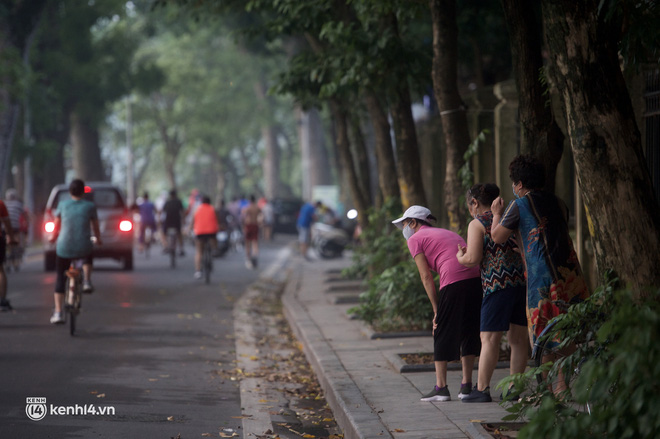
[
  {"left": 96, "top": 393, "right": 106, "bottom": 398},
  {"left": 167, "top": 416, "right": 174, "bottom": 421},
  {"left": 219, "top": 433, "right": 238, "bottom": 438},
  {"left": 302, "top": 435, "right": 315, "bottom": 439},
  {"left": 393, "top": 429, "right": 405, "bottom": 433}
]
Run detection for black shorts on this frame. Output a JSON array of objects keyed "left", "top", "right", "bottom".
[
  {"left": 55, "top": 255, "right": 93, "bottom": 294},
  {"left": 195, "top": 234, "right": 216, "bottom": 242},
  {"left": 480, "top": 285, "right": 527, "bottom": 332},
  {"left": 433, "top": 277, "right": 482, "bottom": 362}
]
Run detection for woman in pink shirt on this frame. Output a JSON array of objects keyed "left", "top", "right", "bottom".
[{"left": 393, "top": 205, "right": 482, "bottom": 402}]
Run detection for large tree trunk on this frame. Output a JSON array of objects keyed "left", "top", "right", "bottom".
[
  {"left": 364, "top": 90, "right": 401, "bottom": 204},
  {"left": 429, "top": 0, "right": 472, "bottom": 232},
  {"left": 329, "top": 99, "right": 369, "bottom": 229},
  {"left": 390, "top": 84, "right": 427, "bottom": 208},
  {"left": 500, "top": 0, "right": 564, "bottom": 193},
  {"left": 297, "top": 106, "right": 333, "bottom": 200},
  {"left": 348, "top": 112, "right": 372, "bottom": 205},
  {"left": 542, "top": 0, "right": 660, "bottom": 290},
  {"left": 254, "top": 78, "right": 282, "bottom": 199},
  {"left": 70, "top": 110, "right": 106, "bottom": 181}
]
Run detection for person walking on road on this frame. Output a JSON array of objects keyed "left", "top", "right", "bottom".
[
  {"left": 0, "top": 199, "right": 17, "bottom": 311},
  {"left": 456, "top": 183, "right": 528, "bottom": 403},
  {"left": 392, "top": 205, "right": 482, "bottom": 402},
  {"left": 241, "top": 195, "right": 262, "bottom": 269},
  {"left": 297, "top": 201, "right": 321, "bottom": 260}
]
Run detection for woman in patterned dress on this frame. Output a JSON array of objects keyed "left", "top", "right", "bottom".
[
  {"left": 490, "top": 155, "right": 590, "bottom": 351},
  {"left": 457, "top": 183, "right": 529, "bottom": 402}
]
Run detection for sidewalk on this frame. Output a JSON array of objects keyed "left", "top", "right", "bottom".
[{"left": 281, "top": 252, "right": 510, "bottom": 439}]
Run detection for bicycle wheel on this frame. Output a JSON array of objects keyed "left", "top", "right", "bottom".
[
  {"left": 203, "top": 244, "right": 212, "bottom": 284},
  {"left": 65, "top": 278, "right": 77, "bottom": 336}
]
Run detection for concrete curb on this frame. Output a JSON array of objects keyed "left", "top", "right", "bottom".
[
  {"left": 234, "top": 246, "right": 292, "bottom": 437},
  {"left": 282, "top": 265, "right": 394, "bottom": 439}
]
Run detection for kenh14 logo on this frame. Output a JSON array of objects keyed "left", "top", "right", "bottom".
[{"left": 26, "top": 397, "right": 47, "bottom": 421}]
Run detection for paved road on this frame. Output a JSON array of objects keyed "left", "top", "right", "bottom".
[{"left": 0, "top": 236, "right": 292, "bottom": 438}]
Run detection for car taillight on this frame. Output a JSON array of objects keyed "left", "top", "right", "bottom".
[
  {"left": 119, "top": 220, "right": 133, "bottom": 232},
  {"left": 44, "top": 221, "right": 55, "bottom": 233}
]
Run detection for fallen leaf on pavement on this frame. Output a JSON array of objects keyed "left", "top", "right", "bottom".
[
  {"left": 167, "top": 416, "right": 174, "bottom": 421},
  {"left": 96, "top": 393, "right": 106, "bottom": 398},
  {"left": 393, "top": 429, "right": 405, "bottom": 433}
]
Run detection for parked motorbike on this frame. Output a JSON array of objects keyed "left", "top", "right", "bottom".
[
  {"left": 214, "top": 229, "right": 230, "bottom": 258},
  {"left": 312, "top": 222, "right": 350, "bottom": 259}
]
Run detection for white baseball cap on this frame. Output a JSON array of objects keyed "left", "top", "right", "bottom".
[{"left": 391, "top": 205, "right": 436, "bottom": 229}]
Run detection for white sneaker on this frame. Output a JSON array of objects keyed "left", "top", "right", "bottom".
[
  {"left": 194, "top": 271, "right": 202, "bottom": 279},
  {"left": 50, "top": 311, "right": 65, "bottom": 324},
  {"left": 83, "top": 281, "right": 94, "bottom": 293}
]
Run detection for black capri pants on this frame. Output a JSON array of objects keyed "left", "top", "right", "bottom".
[
  {"left": 433, "top": 277, "right": 482, "bottom": 362},
  {"left": 55, "top": 255, "right": 93, "bottom": 294}
]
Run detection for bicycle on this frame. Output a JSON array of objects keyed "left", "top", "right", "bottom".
[
  {"left": 201, "top": 237, "right": 213, "bottom": 284},
  {"left": 64, "top": 259, "right": 84, "bottom": 336},
  {"left": 532, "top": 316, "right": 598, "bottom": 414}
]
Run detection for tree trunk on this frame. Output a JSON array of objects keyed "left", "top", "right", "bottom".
[
  {"left": 348, "top": 112, "right": 372, "bottom": 205},
  {"left": 254, "top": 78, "right": 281, "bottom": 199},
  {"left": 297, "top": 106, "right": 333, "bottom": 200},
  {"left": 500, "top": 0, "right": 564, "bottom": 193},
  {"left": 70, "top": 110, "right": 106, "bottom": 181},
  {"left": 364, "top": 90, "right": 401, "bottom": 203},
  {"left": 329, "top": 99, "right": 369, "bottom": 229},
  {"left": 542, "top": 0, "right": 660, "bottom": 290},
  {"left": 390, "top": 84, "right": 427, "bottom": 208},
  {"left": 429, "top": 0, "right": 472, "bottom": 232}
]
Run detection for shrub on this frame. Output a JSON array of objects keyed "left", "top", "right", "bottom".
[{"left": 498, "top": 279, "right": 660, "bottom": 439}]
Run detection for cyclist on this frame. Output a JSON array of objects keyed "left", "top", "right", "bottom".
[
  {"left": 192, "top": 195, "right": 219, "bottom": 279},
  {"left": 160, "top": 189, "right": 185, "bottom": 256},
  {"left": 0, "top": 199, "right": 17, "bottom": 311},
  {"left": 137, "top": 191, "right": 158, "bottom": 253},
  {"left": 48, "top": 179, "right": 102, "bottom": 324}
]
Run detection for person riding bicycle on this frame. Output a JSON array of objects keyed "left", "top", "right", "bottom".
[
  {"left": 192, "top": 195, "right": 219, "bottom": 279},
  {"left": 160, "top": 189, "right": 185, "bottom": 256},
  {"left": 48, "top": 179, "right": 102, "bottom": 324},
  {"left": 137, "top": 191, "right": 158, "bottom": 253}
]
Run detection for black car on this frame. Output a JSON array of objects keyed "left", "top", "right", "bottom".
[{"left": 271, "top": 198, "right": 303, "bottom": 234}]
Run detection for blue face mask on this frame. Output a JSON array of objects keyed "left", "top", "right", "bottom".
[
  {"left": 512, "top": 183, "right": 521, "bottom": 199},
  {"left": 402, "top": 224, "right": 415, "bottom": 241}
]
